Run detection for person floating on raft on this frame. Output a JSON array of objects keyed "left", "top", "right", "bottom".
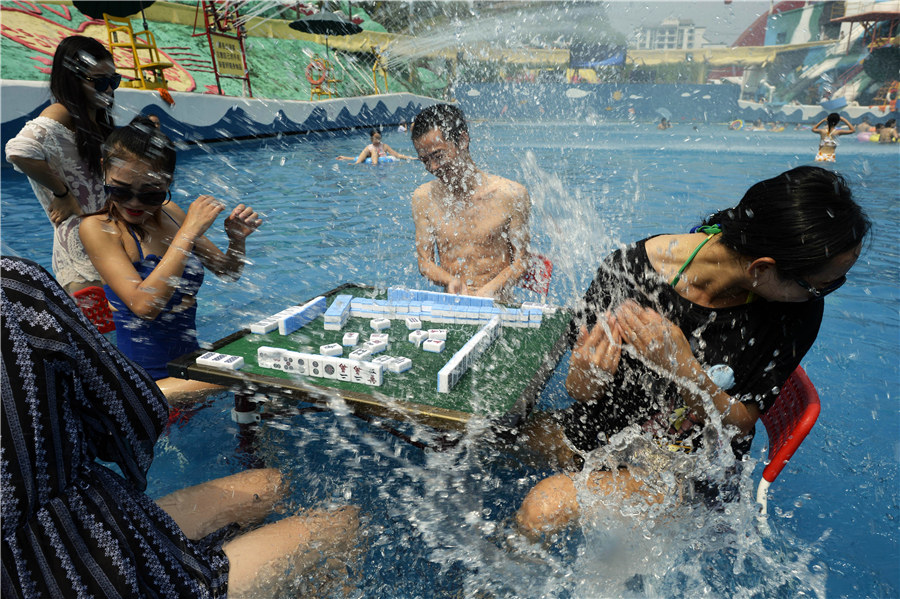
[{"left": 337, "top": 129, "right": 415, "bottom": 164}]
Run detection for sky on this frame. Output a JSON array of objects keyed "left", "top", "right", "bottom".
[{"left": 604, "top": 0, "right": 772, "bottom": 45}]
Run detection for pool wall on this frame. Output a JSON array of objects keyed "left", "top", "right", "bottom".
[
  {"left": 453, "top": 82, "right": 899, "bottom": 124},
  {"left": 0, "top": 80, "right": 441, "bottom": 146}
]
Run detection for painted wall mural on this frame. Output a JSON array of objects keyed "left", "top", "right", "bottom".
[{"left": 1, "top": 2, "right": 195, "bottom": 91}]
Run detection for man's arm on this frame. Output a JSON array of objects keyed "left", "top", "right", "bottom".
[
  {"left": 412, "top": 186, "right": 466, "bottom": 293},
  {"left": 476, "top": 184, "right": 531, "bottom": 299}
]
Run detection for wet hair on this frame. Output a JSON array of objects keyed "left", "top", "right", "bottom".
[
  {"left": 90, "top": 116, "right": 177, "bottom": 240},
  {"left": 370, "top": 129, "right": 381, "bottom": 140},
  {"left": 103, "top": 115, "right": 176, "bottom": 176},
  {"left": 885, "top": 118, "right": 897, "bottom": 128},
  {"left": 50, "top": 36, "right": 116, "bottom": 176},
  {"left": 701, "top": 166, "right": 870, "bottom": 278},
  {"left": 411, "top": 103, "right": 468, "bottom": 145},
  {"left": 826, "top": 113, "right": 840, "bottom": 128}
]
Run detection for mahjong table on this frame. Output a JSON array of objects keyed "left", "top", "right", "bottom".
[{"left": 167, "top": 284, "right": 571, "bottom": 432}]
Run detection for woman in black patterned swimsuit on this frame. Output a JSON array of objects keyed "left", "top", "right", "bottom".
[
  {"left": 1, "top": 257, "right": 359, "bottom": 598},
  {"left": 515, "top": 167, "right": 870, "bottom": 539}
]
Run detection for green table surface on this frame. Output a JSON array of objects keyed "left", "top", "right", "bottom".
[{"left": 169, "top": 285, "right": 570, "bottom": 429}]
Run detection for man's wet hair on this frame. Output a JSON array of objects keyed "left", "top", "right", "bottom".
[{"left": 411, "top": 104, "right": 468, "bottom": 145}]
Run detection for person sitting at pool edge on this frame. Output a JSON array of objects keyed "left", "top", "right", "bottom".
[
  {"left": 336, "top": 129, "right": 415, "bottom": 164},
  {"left": 80, "top": 116, "right": 261, "bottom": 404},
  {"left": 515, "top": 166, "right": 870, "bottom": 539},
  {"left": 410, "top": 103, "right": 531, "bottom": 302}
]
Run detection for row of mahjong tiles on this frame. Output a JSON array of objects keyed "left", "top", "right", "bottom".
[
  {"left": 199, "top": 315, "right": 499, "bottom": 393},
  {"left": 248, "top": 288, "right": 555, "bottom": 337},
  {"left": 201, "top": 290, "right": 558, "bottom": 394}
]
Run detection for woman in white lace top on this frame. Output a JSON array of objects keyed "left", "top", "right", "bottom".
[{"left": 5, "top": 35, "right": 117, "bottom": 293}]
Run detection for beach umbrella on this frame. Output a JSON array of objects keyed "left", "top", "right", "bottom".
[
  {"left": 73, "top": 1, "right": 155, "bottom": 30},
  {"left": 289, "top": 10, "right": 363, "bottom": 60}
]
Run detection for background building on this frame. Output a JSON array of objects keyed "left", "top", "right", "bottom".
[{"left": 630, "top": 18, "right": 709, "bottom": 50}]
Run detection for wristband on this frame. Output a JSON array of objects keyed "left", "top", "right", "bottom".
[{"left": 52, "top": 184, "right": 69, "bottom": 198}]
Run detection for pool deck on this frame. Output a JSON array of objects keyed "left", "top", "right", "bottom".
[{"left": 0, "top": 79, "right": 441, "bottom": 147}]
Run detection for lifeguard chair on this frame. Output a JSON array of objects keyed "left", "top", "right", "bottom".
[
  {"left": 756, "top": 366, "right": 821, "bottom": 515},
  {"left": 103, "top": 13, "right": 173, "bottom": 90}
]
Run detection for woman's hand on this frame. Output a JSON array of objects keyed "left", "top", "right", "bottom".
[
  {"left": 181, "top": 195, "right": 226, "bottom": 239},
  {"left": 614, "top": 300, "right": 699, "bottom": 379},
  {"left": 224, "top": 204, "right": 262, "bottom": 242},
  {"left": 48, "top": 192, "right": 81, "bottom": 225},
  {"left": 565, "top": 312, "right": 623, "bottom": 401}
]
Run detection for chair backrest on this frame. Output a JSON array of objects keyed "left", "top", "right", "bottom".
[
  {"left": 520, "top": 254, "right": 553, "bottom": 299},
  {"left": 756, "top": 365, "right": 820, "bottom": 514},
  {"left": 72, "top": 286, "right": 115, "bottom": 334}
]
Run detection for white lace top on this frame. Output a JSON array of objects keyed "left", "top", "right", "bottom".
[{"left": 5, "top": 116, "right": 105, "bottom": 288}]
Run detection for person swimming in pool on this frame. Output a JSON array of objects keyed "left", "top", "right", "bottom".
[
  {"left": 336, "top": 129, "right": 415, "bottom": 164},
  {"left": 877, "top": 118, "right": 898, "bottom": 143},
  {"left": 79, "top": 116, "right": 261, "bottom": 403},
  {"left": 410, "top": 103, "right": 531, "bottom": 302},
  {"left": 812, "top": 112, "right": 855, "bottom": 162},
  {"left": 514, "top": 166, "right": 870, "bottom": 540}
]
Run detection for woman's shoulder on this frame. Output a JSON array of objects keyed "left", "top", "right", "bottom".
[
  {"left": 37, "top": 104, "right": 74, "bottom": 128},
  {"left": 79, "top": 213, "right": 119, "bottom": 237}
]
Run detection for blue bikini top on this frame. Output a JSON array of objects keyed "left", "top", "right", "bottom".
[{"left": 105, "top": 212, "right": 205, "bottom": 314}]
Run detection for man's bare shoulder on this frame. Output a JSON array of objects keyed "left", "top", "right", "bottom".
[
  {"left": 412, "top": 180, "right": 441, "bottom": 212},
  {"left": 481, "top": 173, "right": 529, "bottom": 205}
]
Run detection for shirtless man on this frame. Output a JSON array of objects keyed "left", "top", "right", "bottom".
[{"left": 410, "top": 104, "right": 530, "bottom": 301}]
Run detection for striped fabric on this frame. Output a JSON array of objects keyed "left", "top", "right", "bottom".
[{"left": 1, "top": 257, "right": 229, "bottom": 598}]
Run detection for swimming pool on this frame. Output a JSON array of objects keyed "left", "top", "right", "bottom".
[{"left": 2, "top": 122, "right": 897, "bottom": 598}]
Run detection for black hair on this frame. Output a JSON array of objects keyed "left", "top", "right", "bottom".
[
  {"left": 50, "top": 35, "right": 116, "bottom": 177},
  {"left": 91, "top": 116, "right": 177, "bottom": 240},
  {"left": 103, "top": 116, "right": 177, "bottom": 177},
  {"left": 885, "top": 118, "right": 896, "bottom": 127},
  {"left": 826, "top": 113, "right": 840, "bottom": 128},
  {"left": 411, "top": 103, "right": 468, "bottom": 145},
  {"left": 701, "top": 166, "right": 870, "bottom": 278},
  {"left": 370, "top": 129, "right": 381, "bottom": 139}
]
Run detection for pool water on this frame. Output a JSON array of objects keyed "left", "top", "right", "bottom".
[{"left": 2, "top": 123, "right": 897, "bottom": 598}]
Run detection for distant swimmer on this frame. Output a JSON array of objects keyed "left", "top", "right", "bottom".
[
  {"left": 657, "top": 117, "right": 671, "bottom": 130},
  {"left": 410, "top": 103, "right": 530, "bottom": 302},
  {"left": 812, "top": 112, "right": 855, "bottom": 162},
  {"left": 337, "top": 129, "right": 415, "bottom": 164},
  {"left": 877, "top": 118, "right": 898, "bottom": 144}
]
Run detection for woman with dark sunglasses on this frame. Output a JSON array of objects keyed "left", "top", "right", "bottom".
[
  {"left": 516, "top": 166, "right": 870, "bottom": 539},
  {"left": 80, "top": 116, "right": 262, "bottom": 403},
  {"left": 5, "top": 35, "right": 119, "bottom": 293}
]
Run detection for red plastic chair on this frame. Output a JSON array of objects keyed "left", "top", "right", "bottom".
[
  {"left": 756, "top": 365, "right": 820, "bottom": 515},
  {"left": 519, "top": 254, "right": 553, "bottom": 301},
  {"left": 72, "top": 286, "right": 116, "bottom": 334}
]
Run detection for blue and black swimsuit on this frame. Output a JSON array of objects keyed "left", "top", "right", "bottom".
[{"left": 104, "top": 213, "right": 205, "bottom": 379}]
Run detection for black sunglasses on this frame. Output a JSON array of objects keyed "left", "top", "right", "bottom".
[
  {"left": 794, "top": 275, "right": 846, "bottom": 299},
  {"left": 105, "top": 184, "right": 170, "bottom": 206},
  {"left": 84, "top": 73, "right": 122, "bottom": 92}
]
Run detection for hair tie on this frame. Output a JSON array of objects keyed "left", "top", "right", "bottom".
[{"left": 690, "top": 224, "right": 721, "bottom": 234}]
